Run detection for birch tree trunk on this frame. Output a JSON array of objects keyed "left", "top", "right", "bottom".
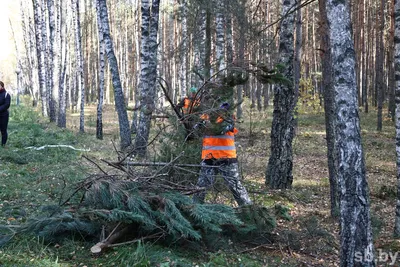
[
  {"left": 179, "top": 0, "right": 187, "bottom": 96},
  {"left": 47, "top": 0, "right": 58, "bottom": 122},
  {"left": 215, "top": 2, "right": 225, "bottom": 73},
  {"left": 32, "top": 0, "right": 48, "bottom": 117},
  {"left": 97, "top": 0, "right": 131, "bottom": 149},
  {"left": 134, "top": 0, "right": 160, "bottom": 157},
  {"left": 318, "top": 0, "right": 338, "bottom": 218},
  {"left": 71, "top": 0, "right": 85, "bottom": 133},
  {"left": 57, "top": 0, "right": 67, "bottom": 128},
  {"left": 327, "top": 1, "right": 375, "bottom": 265},
  {"left": 95, "top": 0, "right": 105, "bottom": 140},
  {"left": 393, "top": 0, "right": 400, "bottom": 238},
  {"left": 21, "top": 1, "right": 38, "bottom": 106},
  {"left": 265, "top": 0, "right": 297, "bottom": 189}
]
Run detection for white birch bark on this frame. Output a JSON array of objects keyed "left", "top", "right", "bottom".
[
  {"left": 71, "top": 0, "right": 85, "bottom": 133},
  {"left": 215, "top": 2, "right": 225, "bottom": 72},
  {"left": 179, "top": 0, "right": 187, "bottom": 97},
  {"left": 326, "top": 0, "right": 375, "bottom": 265},
  {"left": 47, "top": 0, "right": 58, "bottom": 122},
  {"left": 32, "top": 0, "right": 48, "bottom": 117},
  {"left": 265, "top": 0, "right": 297, "bottom": 189},
  {"left": 134, "top": 0, "right": 160, "bottom": 157},
  {"left": 95, "top": 0, "right": 105, "bottom": 140},
  {"left": 97, "top": 0, "right": 132, "bottom": 149},
  {"left": 393, "top": 0, "right": 400, "bottom": 238},
  {"left": 57, "top": 0, "right": 68, "bottom": 128}
]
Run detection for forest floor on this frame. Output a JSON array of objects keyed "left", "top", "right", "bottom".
[{"left": 0, "top": 102, "right": 399, "bottom": 266}]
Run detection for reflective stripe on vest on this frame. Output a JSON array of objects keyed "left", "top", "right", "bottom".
[{"left": 201, "top": 131, "right": 237, "bottom": 159}]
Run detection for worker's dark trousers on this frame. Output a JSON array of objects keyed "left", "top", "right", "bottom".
[
  {"left": 0, "top": 113, "right": 9, "bottom": 146},
  {"left": 193, "top": 162, "right": 252, "bottom": 206}
]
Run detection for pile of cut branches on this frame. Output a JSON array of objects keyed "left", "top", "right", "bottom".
[{"left": 2, "top": 154, "right": 281, "bottom": 255}]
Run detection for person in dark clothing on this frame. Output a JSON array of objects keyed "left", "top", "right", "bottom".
[{"left": 0, "top": 81, "right": 11, "bottom": 146}]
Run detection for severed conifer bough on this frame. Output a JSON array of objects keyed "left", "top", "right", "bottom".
[{"left": 2, "top": 153, "right": 290, "bottom": 256}]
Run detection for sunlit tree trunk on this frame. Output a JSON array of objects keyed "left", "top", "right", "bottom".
[
  {"left": 97, "top": 0, "right": 131, "bottom": 149},
  {"left": 179, "top": 0, "right": 187, "bottom": 96},
  {"left": 265, "top": 0, "right": 296, "bottom": 189},
  {"left": 32, "top": 0, "right": 48, "bottom": 117},
  {"left": 95, "top": 0, "right": 105, "bottom": 140},
  {"left": 327, "top": 0, "right": 375, "bottom": 265},
  {"left": 72, "top": 0, "right": 85, "bottom": 132},
  {"left": 134, "top": 0, "right": 160, "bottom": 156},
  {"left": 47, "top": 0, "right": 58, "bottom": 122},
  {"left": 215, "top": 2, "right": 225, "bottom": 73},
  {"left": 376, "top": 0, "right": 385, "bottom": 131},
  {"left": 20, "top": 1, "right": 38, "bottom": 106},
  {"left": 57, "top": 0, "right": 67, "bottom": 128},
  {"left": 393, "top": 0, "right": 400, "bottom": 238},
  {"left": 318, "top": 0, "right": 338, "bottom": 218}
]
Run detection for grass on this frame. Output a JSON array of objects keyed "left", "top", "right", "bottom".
[{"left": 0, "top": 99, "right": 398, "bottom": 266}]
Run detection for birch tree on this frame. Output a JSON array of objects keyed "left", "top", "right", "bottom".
[
  {"left": 57, "top": 0, "right": 68, "bottom": 128},
  {"left": 47, "top": 0, "right": 58, "bottom": 122},
  {"left": 32, "top": 0, "right": 48, "bottom": 117},
  {"left": 134, "top": 0, "right": 160, "bottom": 156},
  {"left": 393, "top": 0, "right": 400, "bottom": 238},
  {"left": 71, "top": 0, "right": 85, "bottom": 133},
  {"left": 327, "top": 0, "right": 375, "bottom": 265},
  {"left": 318, "top": 0, "right": 338, "bottom": 217},
  {"left": 95, "top": 0, "right": 105, "bottom": 140},
  {"left": 97, "top": 0, "right": 131, "bottom": 149},
  {"left": 265, "top": 0, "right": 297, "bottom": 189}
]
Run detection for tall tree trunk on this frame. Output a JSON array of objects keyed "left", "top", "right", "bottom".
[
  {"left": 389, "top": 0, "right": 396, "bottom": 121},
  {"left": 179, "top": 0, "right": 187, "bottom": 97},
  {"left": 376, "top": 0, "right": 385, "bottom": 131},
  {"left": 97, "top": 0, "right": 131, "bottom": 149},
  {"left": 265, "top": 0, "right": 297, "bottom": 189},
  {"left": 318, "top": 0, "right": 338, "bottom": 218},
  {"left": 392, "top": 0, "right": 400, "bottom": 238},
  {"left": 134, "top": 0, "right": 160, "bottom": 156},
  {"left": 95, "top": 0, "right": 105, "bottom": 140},
  {"left": 57, "top": 0, "right": 67, "bottom": 128},
  {"left": 32, "top": 0, "right": 48, "bottom": 117},
  {"left": 327, "top": 0, "right": 375, "bottom": 265},
  {"left": 47, "top": 0, "right": 58, "bottom": 122},
  {"left": 215, "top": 2, "right": 225, "bottom": 73},
  {"left": 72, "top": 0, "right": 85, "bottom": 132}
]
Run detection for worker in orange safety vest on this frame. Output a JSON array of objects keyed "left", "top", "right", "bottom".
[{"left": 193, "top": 102, "right": 252, "bottom": 206}]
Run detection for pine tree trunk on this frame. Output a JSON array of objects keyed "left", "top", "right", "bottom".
[
  {"left": 376, "top": 0, "right": 385, "bottom": 131},
  {"left": 97, "top": 0, "right": 131, "bottom": 149},
  {"left": 265, "top": 0, "right": 296, "bottom": 189},
  {"left": 327, "top": 1, "right": 375, "bottom": 265}
]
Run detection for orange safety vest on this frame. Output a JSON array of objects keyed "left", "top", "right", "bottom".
[
  {"left": 182, "top": 97, "right": 200, "bottom": 115},
  {"left": 201, "top": 113, "right": 238, "bottom": 160}
]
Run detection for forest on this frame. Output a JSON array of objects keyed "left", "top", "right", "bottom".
[{"left": 0, "top": 0, "right": 400, "bottom": 266}]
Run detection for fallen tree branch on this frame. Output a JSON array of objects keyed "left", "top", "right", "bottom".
[
  {"left": 110, "top": 161, "right": 219, "bottom": 168},
  {"left": 25, "top": 145, "right": 90, "bottom": 152}
]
